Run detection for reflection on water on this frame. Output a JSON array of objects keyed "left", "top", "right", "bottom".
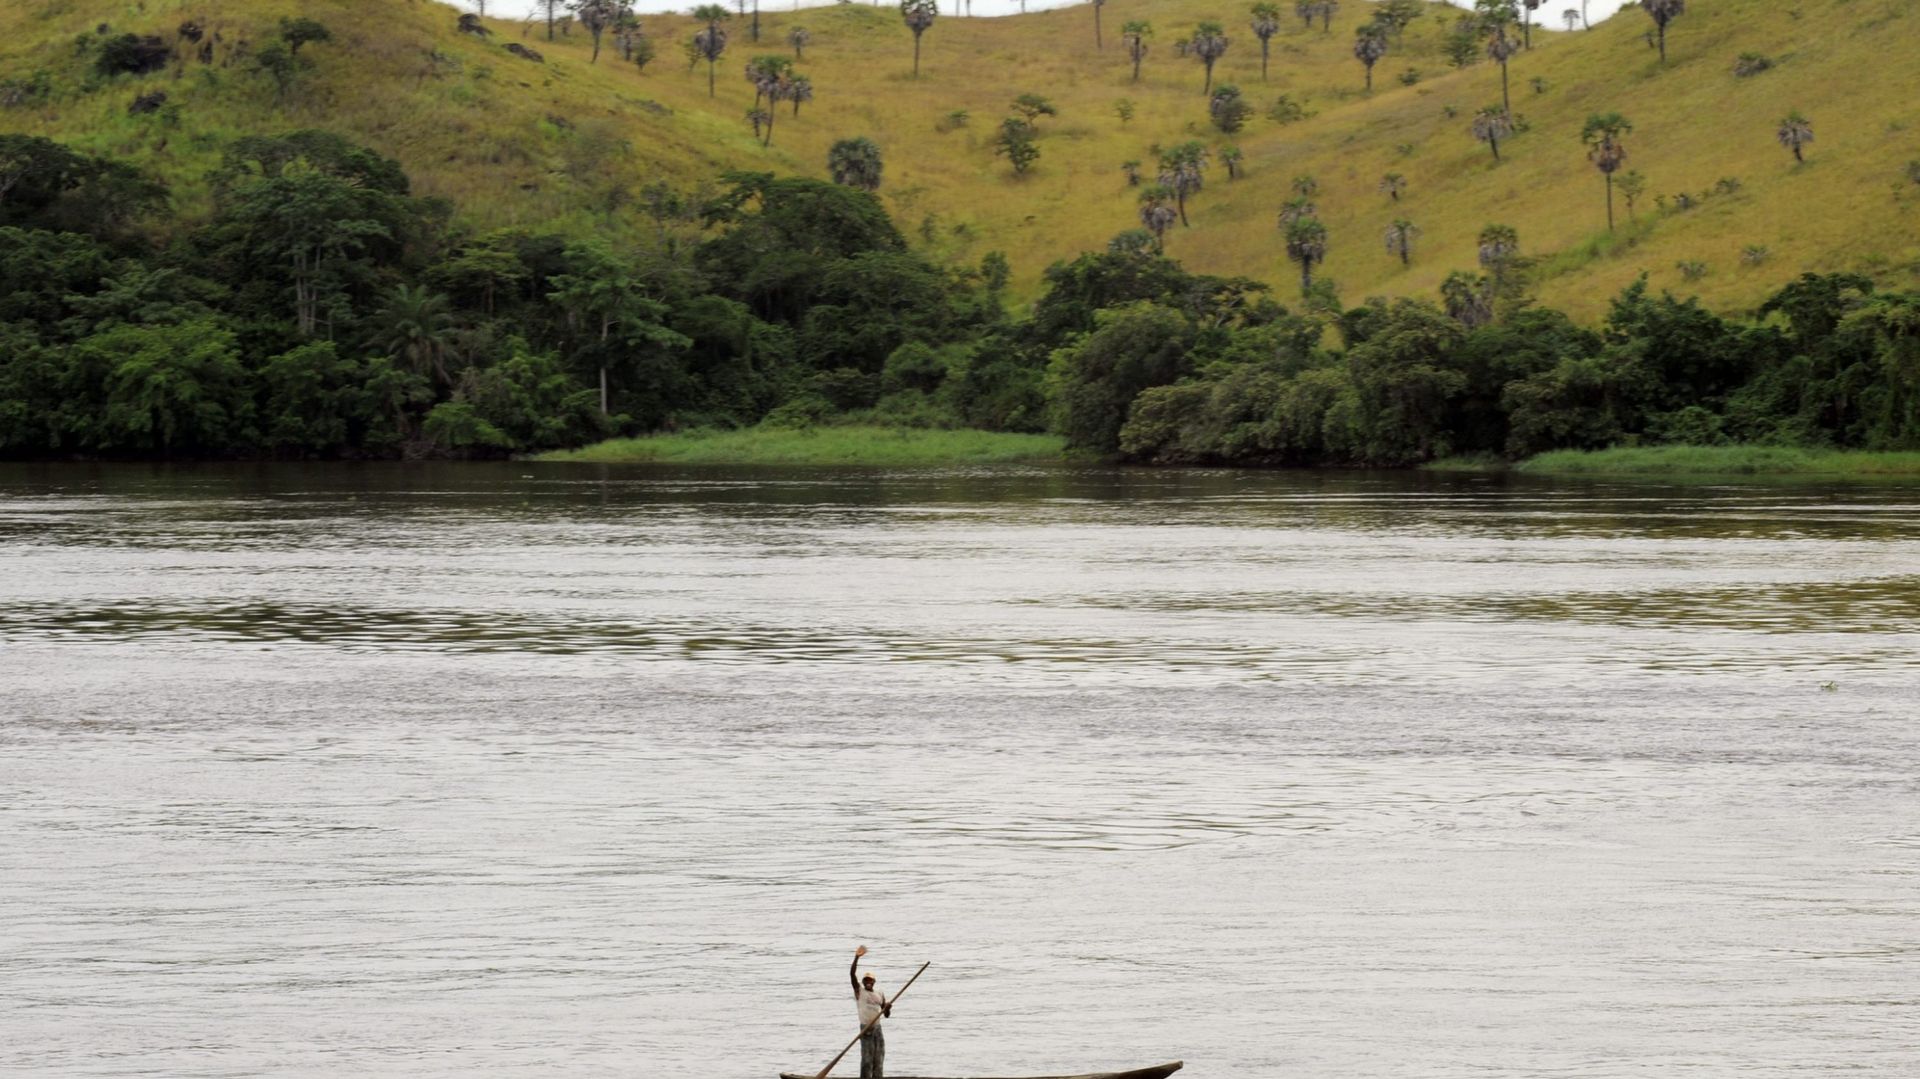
[{"left": 1, "top": 462, "right": 1916, "bottom": 1078}]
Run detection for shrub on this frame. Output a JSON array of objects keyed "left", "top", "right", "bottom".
[
  {"left": 1398, "top": 68, "right": 1422, "bottom": 86},
  {"left": 1741, "top": 245, "right": 1771, "bottom": 266},
  {"left": 1267, "top": 94, "right": 1310, "bottom": 125},
  {"left": 1733, "top": 52, "right": 1774, "bottom": 77},
  {"left": 1677, "top": 260, "right": 1708, "bottom": 281},
  {"left": 94, "top": 34, "right": 169, "bottom": 77},
  {"left": 936, "top": 109, "right": 969, "bottom": 132}
]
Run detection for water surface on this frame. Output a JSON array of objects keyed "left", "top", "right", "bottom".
[{"left": 2, "top": 463, "right": 1915, "bottom": 1077}]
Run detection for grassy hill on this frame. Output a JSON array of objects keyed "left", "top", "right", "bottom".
[{"left": 4, "top": 0, "right": 1918, "bottom": 318}]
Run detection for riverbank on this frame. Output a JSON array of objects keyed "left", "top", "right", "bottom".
[
  {"left": 534, "top": 426, "right": 1065, "bottom": 466},
  {"left": 1429, "top": 445, "right": 1920, "bottom": 477}
]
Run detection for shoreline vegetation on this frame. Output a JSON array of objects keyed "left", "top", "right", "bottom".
[
  {"left": 1430, "top": 446, "right": 1920, "bottom": 477},
  {"left": 536, "top": 426, "right": 1063, "bottom": 466}
]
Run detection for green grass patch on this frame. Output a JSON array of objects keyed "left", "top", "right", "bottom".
[
  {"left": 1516, "top": 444, "right": 1920, "bottom": 476},
  {"left": 1422, "top": 453, "right": 1510, "bottom": 473},
  {"left": 534, "top": 426, "right": 1065, "bottom": 466}
]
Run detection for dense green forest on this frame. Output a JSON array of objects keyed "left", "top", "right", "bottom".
[{"left": 2, "top": 128, "right": 1917, "bottom": 463}]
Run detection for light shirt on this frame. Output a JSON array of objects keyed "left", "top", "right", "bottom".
[{"left": 856, "top": 986, "right": 886, "bottom": 1027}]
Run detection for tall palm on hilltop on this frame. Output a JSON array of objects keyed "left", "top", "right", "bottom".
[
  {"left": 1478, "top": 0, "right": 1520, "bottom": 117},
  {"left": 1156, "top": 142, "right": 1210, "bottom": 227},
  {"left": 1093, "top": 0, "right": 1107, "bottom": 50},
  {"left": 1778, "top": 111, "right": 1814, "bottom": 163},
  {"left": 1477, "top": 223, "right": 1520, "bottom": 292},
  {"left": 1471, "top": 105, "right": 1513, "bottom": 162},
  {"left": 787, "top": 25, "right": 810, "bottom": 59},
  {"left": 1191, "top": 22, "right": 1229, "bottom": 96},
  {"left": 1285, "top": 217, "right": 1328, "bottom": 295},
  {"left": 1641, "top": 0, "right": 1684, "bottom": 64},
  {"left": 1122, "top": 21, "right": 1152, "bottom": 82},
  {"left": 1138, "top": 185, "right": 1179, "bottom": 251},
  {"left": 1250, "top": 4, "right": 1281, "bottom": 82},
  {"left": 1581, "top": 112, "right": 1632, "bottom": 231},
  {"left": 901, "top": 0, "right": 936, "bottom": 77},
  {"left": 1354, "top": 20, "right": 1388, "bottom": 91},
  {"left": 1383, "top": 219, "right": 1420, "bottom": 266},
  {"left": 691, "top": 5, "right": 730, "bottom": 97}
]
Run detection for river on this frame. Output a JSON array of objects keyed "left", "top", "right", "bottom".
[{"left": 2, "top": 462, "right": 1915, "bottom": 1078}]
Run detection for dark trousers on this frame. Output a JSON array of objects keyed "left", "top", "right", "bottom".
[{"left": 859, "top": 1024, "right": 885, "bottom": 1079}]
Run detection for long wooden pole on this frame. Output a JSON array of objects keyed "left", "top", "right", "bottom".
[{"left": 814, "top": 961, "right": 930, "bottom": 1079}]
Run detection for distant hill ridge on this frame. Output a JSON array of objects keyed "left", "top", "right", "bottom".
[{"left": 3, "top": 0, "right": 1917, "bottom": 315}]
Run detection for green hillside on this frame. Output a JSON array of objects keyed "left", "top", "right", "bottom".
[{"left": 4, "top": 0, "right": 1918, "bottom": 316}]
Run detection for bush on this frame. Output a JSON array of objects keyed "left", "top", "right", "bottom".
[
  {"left": 1267, "top": 94, "right": 1311, "bottom": 125},
  {"left": 94, "top": 34, "right": 169, "bottom": 77},
  {"left": 1733, "top": 52, "right": 1774, "bottom": 77}
]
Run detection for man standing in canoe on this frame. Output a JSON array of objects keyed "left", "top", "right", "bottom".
[{"left": 851, "top": 945, "right": 892, "bottom": 1079}]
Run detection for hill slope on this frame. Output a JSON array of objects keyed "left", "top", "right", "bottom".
[{"left": 3, "top": 0, "right": 1917, "bottom": 317}]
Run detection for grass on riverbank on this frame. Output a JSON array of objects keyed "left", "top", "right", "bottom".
[
  {"left": 1428, "top": 445, "right": 1920, "bottom": 476},
  {"left": 535, "top": 426, "right": 1065, "bottom": 466}
]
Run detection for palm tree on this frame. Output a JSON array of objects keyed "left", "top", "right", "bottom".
[
  {"left": 1122, "top": 21, "right": 1152, "bottom": 82},
  {"left": 1380, "top": 172, "right": 1407, "bottom": 201},
  {"left": 1470, "top": 105, "right": 1513, "bottom": 162},
  {"left": 1581, "top": 111, "right": 1632, "bottom": 231},
  {"left": 1477, "top": 223, "right": 1519, "bottom": 290},
  {"left": 1156, "top": 141, "right": 1209, "bottom": 226},
  {"left": 1521, "top": 0, "right": 1542, "bottom": 48},
  {"left": 1315, "top": 0, "right": 1338, "bottom": 32},
  {"left": 1285, "top": 217, "right": 1328, "bottom": 295},
  {"left": 788, "top": 73, "right": 812, "bottom": 117},
  {"left": 828, "top": 136, "right": 883, "bottom": 191},
  {"left": 1294, "top": 0, "right": 1315, "bottom": 28},
  {"left": 1138, "top": 184, "right": 1178, "bottom": 251},
  {"left": 787, "top": 25, "right": 810, "bottom": 58},
  {"left": 1250, "top": 3, "right": 1281, "bottom": 81},
  {"left": 1480, "top": 3, "right": 1519, "bottom": 117},
  {"left": 573, "top": 0, "right": 618, "bottom": 62},
  {"left": 1222, "top": 145, "right": 1245, "bottom": 180},
  {"left": 691, "top": 4, "right": 730, "bottom": 97},
  {"left": 1354, "top": 20, "right": 1388, "bottom": 91},
  {"left": 1383, "top": 219, "right": 1419, "bottom": 266},
  {"left": 1442, "top": 271, "right": 1494, "bottom": 328},
  {"left": 1777, "top": 111, "right": 1814, "bottom": 163},
  {"left": 1562, "top": 8, "right": 1579, "bottom": 32},
  {"left": 1093, "top": 0, "right": 1107, "bottom": 49},
  {"left": 901, "top": 0, "right": 937, "bottom": 77},
  {"left": 1278, "top": 195, "right": 1316, "bottom": 227},
  {"left": 370, "top": 285, "right": 456, "bottom": 388},
  {"left": 1191, "top": 22, "right": 1229, "bottom": 96},
  {"left": 1291, "top": 174, "right": 1318, "bottom": 199},
  {"left": 1642, "top": 0, "right": 1684, "bottom": 64}
]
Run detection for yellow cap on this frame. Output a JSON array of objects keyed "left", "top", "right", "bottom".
[{"left": 862, "top": 971, "right": 876, "bottom": 982}]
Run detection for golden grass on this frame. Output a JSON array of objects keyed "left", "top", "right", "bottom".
[{"left": 4, "top": 0, "right": 1918, "bottom": 317}]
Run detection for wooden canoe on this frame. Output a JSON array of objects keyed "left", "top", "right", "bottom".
[{"left": 781, "top": 1062, "right": 1182, "bottom": 1079}]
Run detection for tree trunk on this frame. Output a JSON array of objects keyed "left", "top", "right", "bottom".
[
  {"left": 1501, "top": 60, "right": 1511, "bottom": 116},
  {"left": 1261, "top": 40, "right": 1269, "bottom": 81},
  {"left": 1605, "top": 173, "right": 1615, "bottom": 232},
  {"left": 752, "top": 0, "right": 761, "bottom": 42},
  {"left": 1203, "top": 60, "right": 1214, "bottom": 96},
  {"left": 1094, "top": 6, "right": 1102, "bottom": 49},
  {"left": 913, "top": 34, "right": 921, "bottom": 77},
  {"left": 1522, "top": 13, "right": 1531, "bottom": 50},
  {"left": 1400, "top": 245, "right": 1409, "bottom": 267},
  {"left": 1793, "top": 144, "right": 1803, "bottom": 163},
  {"left": 1177, "top": 191, "right": 1189, "bottom": 227},
  {"left": 764, "top": 104, "right": 776, "bottom": 146},
  {"left": 1364, "top": 64, "right": 1372, "bottom": 91},
  {"left": 1657, "top": 24, "right": 1667, "bottom": 63},
  {"left": 1300, "top": 261, "right": 1312, "bottom": 294},
  {"left": 708, "top": 58, "right": 717, "bottom": 96},
  {"left": 1132, "top": 53, "right": 1141, "bottom": 81},
  {"left": 1490, "top": 137, "right": 1499, "bottom": 162},
  {"left": 591, "top": 31, "right": 602, "bottom": 62},
  {"left": 600, "top": 365, "right": 609, "bottom": 416}
]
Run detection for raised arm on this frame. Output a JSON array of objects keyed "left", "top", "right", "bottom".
[{"left": 850, "top": 945, "right": 867, "bottom": 995}]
